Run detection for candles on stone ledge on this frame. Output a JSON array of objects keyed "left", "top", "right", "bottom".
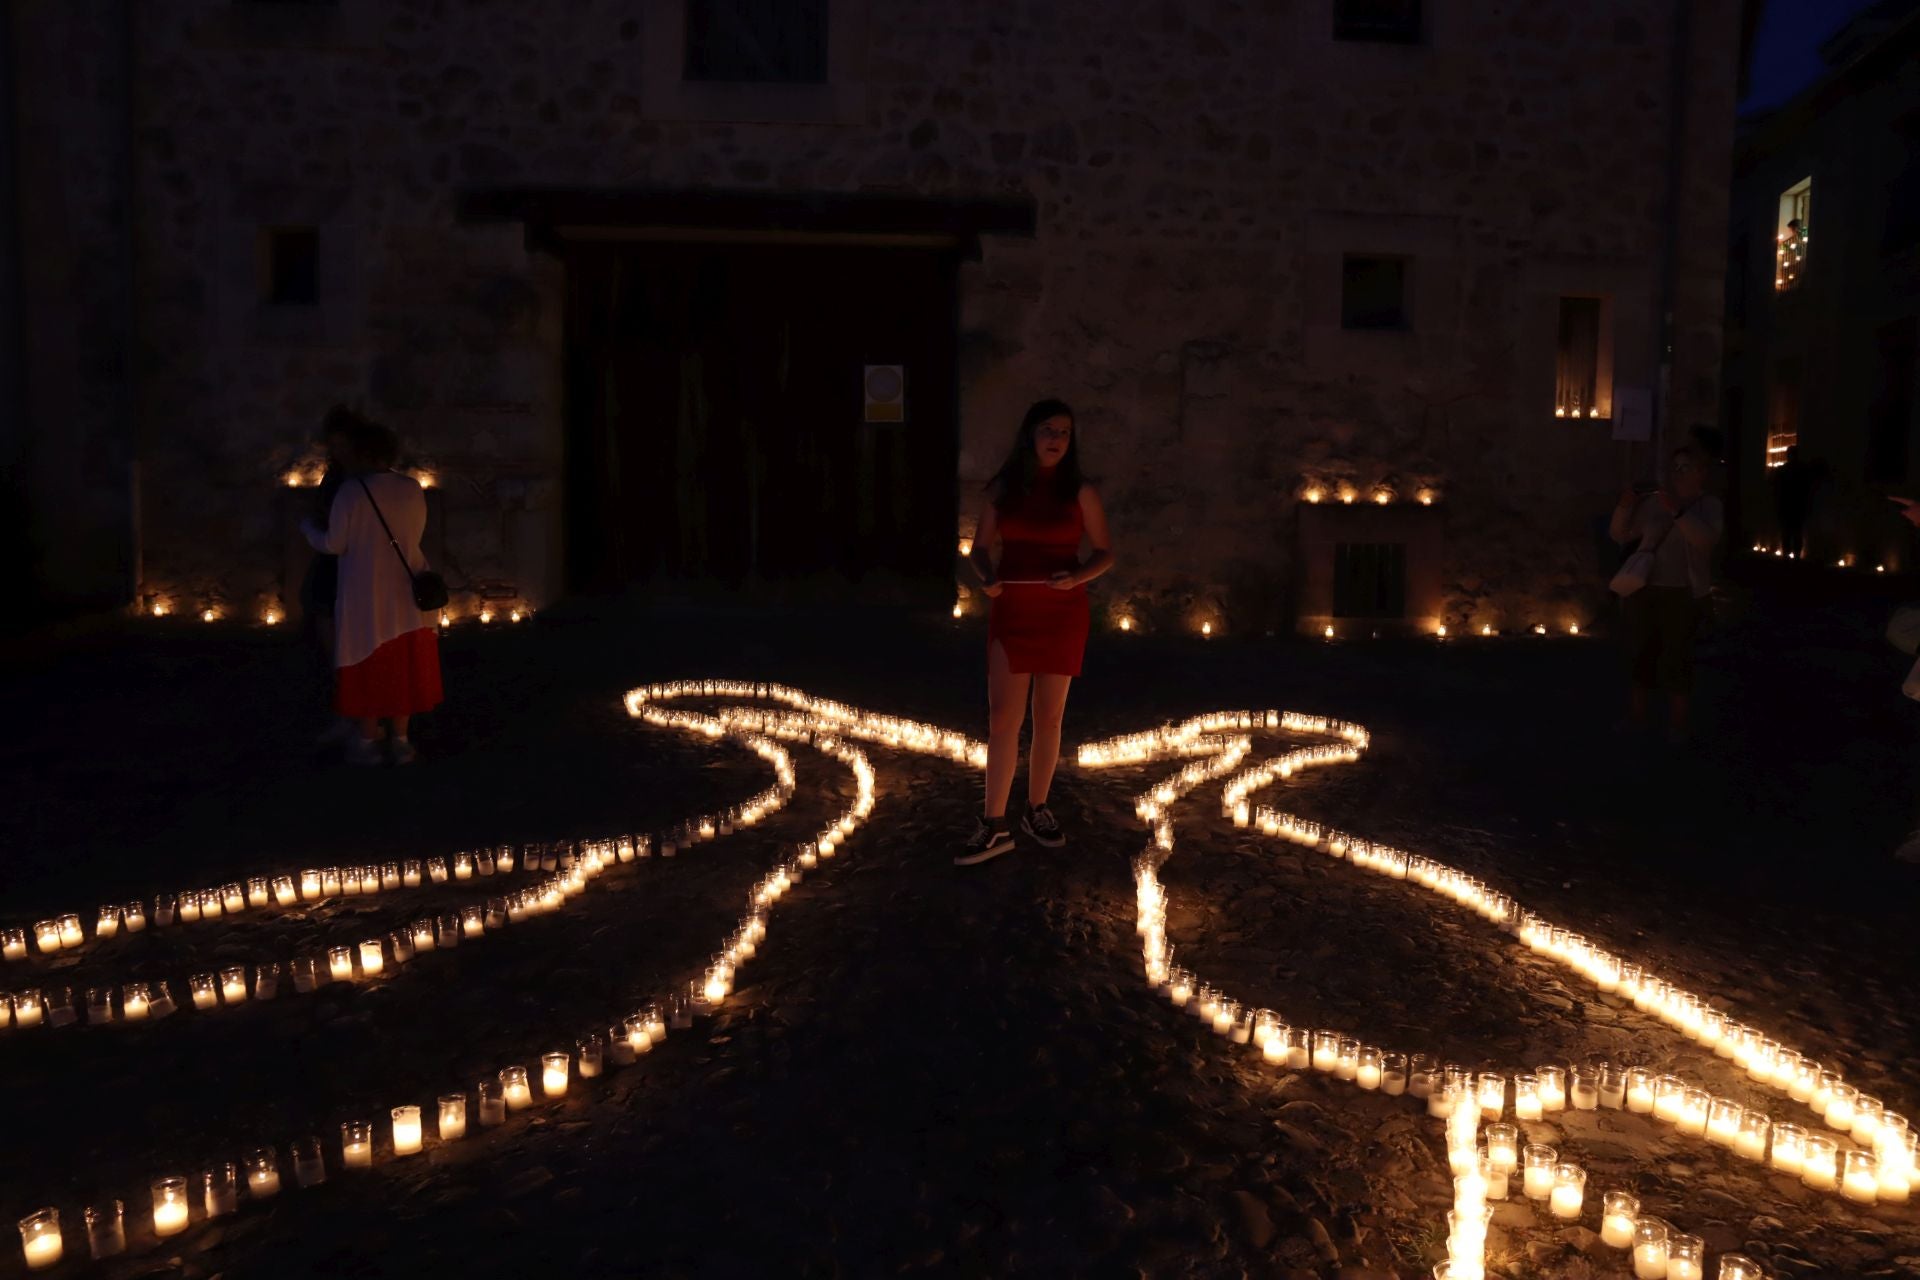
[
  {"left": 1630, "top": 1216, "right": 1669, "bottom": 1279},
  {"left": 245, "top": 1148, "right": 281, "bottom": 1198},
  {"left": 392, "top": 1105, "right": 423, "bottom": 1156},
  {"left": 1600, "top": 1190, "right": 1638, "bottom": 1249},
  {"left": 83, "top": 1201, "right": 123, "bottom": 1261},
  {"left": 17, "top": 1208, "right": 61, "bottom": 1271},
  {"left": 341, "top": 1120, "right": 373, "bottom": 1169},
  {"left": 150, "top": 1177, "right": 189, "bottom": 1237},
  {"left": 438, "top": 1094, "right": 467, "bottom": 1141}
]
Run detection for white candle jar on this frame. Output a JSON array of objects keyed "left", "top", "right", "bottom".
[
  {"left": 382, "top": 861, "right": 403, "bottom": 889},
  {"left": 245, "top": 1148, "right": 281, "bottom": 1198},
  {"left": 33, "top": 920, "right": 60, "bottom": 954},
  {"left": 1522, "top": 1144, "right": 1557, "bottom": 1200},
  {"left": 1, "top": 927, "right": 26, "bottom": 960},
  {"left": 96, "top": 904, "right": 121, "bottom": 938},
  {"left": 1677, "top": 1089, "right": 1710, "bottom": 1137},
  {"left": 1536, "top": 1065, "right": 1568, "bottom": 1112},
  {"left": 1569, "top": 1068, "right": 1601, "bottom": 1111},
  {"left": 402, "top": 859, "right": 423, "bottom": 887},
  {"left": 222, "top": 884, "right": 245, "bottom": 913},
  {"left": 272, "top": 875, "right": 297, "bottom": 906},
  {"left": 1512, "top": 1073, "right": 1542, "bottom": 1121},
  {"left": 150, "top": 1177, "right": 190, "bottom": 1237},
  {"left": 454, "top": 853, "right": 474, "bottom": 880},
  {"left": 86, "top": 987, "right": 112, "bottom": 1023},
  {"left": 1380, "top": 1051, "right": 1408, "bottom": 1096},
  {"left": 327, "top": 947, "right": 353, "bottom": 983},
  {"left": 1666, "top": 1232, "right": 1703, "bottom": 1280},
  {"left": 1599, "top": 1190, "right": 1638, "bottom": 1248},
  {"left": 1734, "top": 1110, "right": 1770, "bottom": 1162},
  {"left": 1769, "top": 1122, "right": 1808, "bottom": 1174},
  {"left": 153, "top": 893, "right": 176, "bottom": 926},
  {"left": 1476, "top": 1073, "right": 1506, "bottom": 1119},
  {"left": 428, "top": 857, "right": 448, "bottom": 884},
  {"left": 578, "top": 1037, "right": 604, "bottom": 1078},
  {"left": 203, "top": 1163, "right": 239, "bottom": 1217},
  {"left": 1802, "top": 1135, "right": 1840, "bottom": 1190},
  {"left": 438, "top": 1094, "right": 468, "bottom": 1140},
  {"left": 1653, "top": 1075, "right": 1687, "bottom": 1123},
  {"left": 478, "top": 1079, "right": 507, "bottom": 1127},
  {"left": 1356, "top": 1046, "right": 1383, "bottom": 1090},
  {"left": 17, "top": 1208, "right": 61, "bottom": 1271},
  {"left": 460, "top": 906, "right": 484, "bottom": 938},
  {"left": 1484, "top": 1123, "right": 1519, "bottom": 1174},
  {"left": 1630, "top": 1217, "right": 1669, "bottom": 1279},
  {"left": 83, "top": 1200, "right": 123, "bottom": 1260},
  {"left": 341, "top": 1120, "right": 373, "bottom": 1170},
  {"left": 357, "top": 939, "right": 384, "bottom": 976},
  {"left": 299, "top": 870, "right": 322, "bottom": 900},
  {"left": 57, "top": 914, "right": 83, "bottom": 947},
  {"left": 1718, "top": 1254, "right": 1765, "bottom": 1280},
  {"left": 147, "top": 982, "right": 175, "bottom": 1019},
  {"left": 502, "top": 1066, "right": 533, "bottom": 1111},
  {"left": 292, "top": 1137, "right": 326, "bottom": 1188},
  {"left": 1706, "top": 1097, "right": 1743, "bottom": 1146},
  {"left": 1598, "top": 1065, "right": 1627, "bottom": 1110},
  {"left": 1842, "top": 1150, "right": 1880, "bottom": 1204},
  {"left": 289, "top": 956, "right": 318, "bottom": 994},
  {"left": 221, "top": 966, "right": 248, "bottom": 1004},
  {"left": 1548, "top": 1163, "right": 1586, "bottom": 1220},
  {"left": 391, "top": 1105, "right": 423, "bottom": 1156},
  {"left": 122, "top": 982, "right": 150, "bottom": 1021},
  {"left": 189, "top": 973, "right": 218, "bottom": 1011}
]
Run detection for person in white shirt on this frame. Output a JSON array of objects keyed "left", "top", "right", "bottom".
[
  {"left": 299, "top": 417, "right": 444, "bottom": 765},
  {"left": 1609, "top": 441, "right": 1724, "bottom": 743}
]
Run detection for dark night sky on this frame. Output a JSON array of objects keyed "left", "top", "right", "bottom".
[{"left": 1741, "top": 0, "right": 1891, "bottom": 114}]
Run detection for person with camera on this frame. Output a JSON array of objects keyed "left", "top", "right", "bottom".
[
  {"left": 1610, "top": 439, "right": 1723, "bottom": 744},
  {"left": 299, "top": 414, "right": 444, "bottom": 765}
]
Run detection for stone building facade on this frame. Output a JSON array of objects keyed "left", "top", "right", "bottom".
[
  {"left": 7, "top": 0, "right": 1744, "bottom": 636},
  {"left": 1725, "top": 3, "right": 1920, "bottom": 573}
]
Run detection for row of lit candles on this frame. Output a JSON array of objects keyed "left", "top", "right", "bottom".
[
  {"left": 4, "top": 735, "right": 796, "bottom": 963},
  {"left": 1259, "top": 795, "right": 1919, "bottom": 1204},
  {"left": 140, "top": 600, "right": 532, "bottom": 627},
  {"left": 1097, "top": 710, "right": 1795, "bottom": 1278},
  {"left": 15, "top": 685, "right": 884, "bottom": 1270},
  {"left": 1748, "top": 543, "right": 1887, "bottom": 571}
]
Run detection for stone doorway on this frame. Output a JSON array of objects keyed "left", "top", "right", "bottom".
[{"left": 562, "top": 240, "right": 960, "bottom": 600}]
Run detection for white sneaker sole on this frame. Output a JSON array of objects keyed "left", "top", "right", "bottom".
[{"left": 954, "top": 834, "right": 1016, "bottom": 866}]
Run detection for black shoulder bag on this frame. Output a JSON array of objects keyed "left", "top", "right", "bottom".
[{"left": 357, "top": 476, "right": 450, "bottom": 612}]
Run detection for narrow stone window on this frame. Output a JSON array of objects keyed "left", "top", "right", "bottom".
[
  {"left": 1333, "top": 0, "right": 1422, "bottom": 44},
  {"left": 1766, "top": 358, "right": 1801, "bottom": 469},
  {"left": 1333, "top": 543, "right": 1407, "bottom": 619},
  {"left": 684, "top": 0, "right": 828, "bottom": 83},
  {"left": 262, "top": 228, "right": 319, "bottom": 306},
  {"left": 1775, "top": 176, "right": 1810, "bottom": 291},
  {"left": 1555, "top": 297, "right": 1612, "bottom": 420},
  {"left": 1341, "top": 256, "right": 1408, "bottom": 331}
]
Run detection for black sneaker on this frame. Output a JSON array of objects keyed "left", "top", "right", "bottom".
[
  {"left": 955, "top": 815, "right": 1016, "bottom": 866},
  {"left": 1022, "top": 803, "right": 1066, "bottom": 848}
]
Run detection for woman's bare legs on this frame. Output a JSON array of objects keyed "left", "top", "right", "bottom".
[
  {"left": 1027, "top": 674, "right": 1073, "bottom": 807},
  {"left": 985, "top": 640, "right": 1032, "bottom": 821}
]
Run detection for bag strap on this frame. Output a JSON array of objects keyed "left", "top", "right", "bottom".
[
  {"left": 1636, "top": 496, "right": 1692, "bottom": 556},
  {"left": 356, "top": 475, "right": 416, "bottom": 579}
]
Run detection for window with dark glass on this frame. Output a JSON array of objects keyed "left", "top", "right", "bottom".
[
  {"left": 264, "top": 228, "right": 319, "bottom": 306},
  {"left": 1334, "top": 0, "right": 1422, "bottom": 44},
  {"left": 1341, "top": 256, "right": 1408, "bottom": 330},
  {"left": 685, "top": 0, "right": 829, "bottom": 83},
  {"left": 1333, "top": 543, "right": 1408, "bottom": 619}
]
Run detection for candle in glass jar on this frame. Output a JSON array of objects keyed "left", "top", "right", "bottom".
[
  {"left": 1677, "top": 1089, "right": 1710, "bottom": 1136},
  {"left": 17, "top": 1208, "right": 61, "bottom": 1271},
  {"left": 542, "top": 1052, "right": 570, "bottom": 1097},
  {"left": 1570, "top": 1068, "right": 1600, "bottom": 1111},
  {"left": 1825, "top": 1082, "right": 1858, "bottom": 1131},
  {"left": 1626, "top": 1069, "right": 1656, "bottom": 1114},
  {"left": 391, "top": 1105, "right": 422, "bottom": 1156},
  {"left": 1311, "top": 1031, "right": 1339, "bottom": 1072},
  {"left": 247, "top": 877, "right": 270, "bottom": 908},
  {"left": 1803, "top": 1136, "right": 1840, "bottom": 1190},
  {"left": 321, "top": 868, "right": 342, "bottom": 896},
  {"left": 96, "top": 905, "right": 120, "bottom": 938},
  {"left": 292, "top": 1138, "right": 326, "bottom": 1188},
  {"left": 461, "top": 906, "right": 483, "bottom": 939},
  {"left": 1769, "top": 1123, "right": 1808, "bottom": 1174},
  {"left": 189, "top": 973, "right": 218, "bottom": 1010},
  {"left": 578, "top": 1038, "right": 604, "bottom": 1078},
  {"left": 245, "top": 1148, "right": 280, "bottom": 1197},
  {"left": 222, "top": 884, "right": 244, "bottom": 913},
  {"left": 1706, "top": 1098, "right": 1742, "bottom": 1146},
  {"left": 1522, "top": 1144, "right": 1557, "bottom": 1200},
  {"left": 1485, "top": 1124, "right": 1519, "bottom": 1175},
  {"left": 1842, "top": 1150, "right": 1879, "bottom": 1204},
  {"left": 221, "top": 967, "right": 248, "bottom": 1004},
  {"left": 478, "top": 1080, "right": 506, "bottom": 1126},
  {"left": 438, "top": 1094, "right": 467, "bottom": 1140},
  {"left": 502, "top": 1066, "right": 532, "bottom": 1111},
  {"left": 1212, "top": 1001, "right": 1237, "bottom": 1036},
  {"left": 1652, "top": 1075, "right": 1686, "bottom": 1122},
  {"left": 1734, "top": 1111, "right": 1769, "bottom": 1162},
  {"left": 203, "top": 1163, "right": 239, "bottom": 1217},
  {"left": 122, "top": 983, "right": 149, "bottom": 1021},
  {"left": 1536, "top": 1066, "right": 1567, "bottom": 1112},
  {"left": 1548, "top": 1163, "right": 1586, "bottom": 1220},
  {"left": 341, "top": 1121, "right": 372, "bottom": 1169},
  {"left": 34, "top": 920, "right": 61, "bottom": 953},
  {"left": 1599, "top": 1190, "right": 1639, "bottom": 1248},
  {"left": 358, "top": 939, "right": 384, "bottom": 976},
  {"left": 1476, "top": 1073, "right": 1506, "bottom": 1119},
  {"left": 1356, "top": 1047, "right": 1383, "bottom": 1090},
  {"left": 1630, "top": 1218, "right": 1669, "bottom": 1279},
  {"left": 1513, "top": 1073, "right": 1542, "bottom": 1120},
  {"left": 1665, "top": 1233, "right": 1703, "bottom": 1280},
  {"left": 83, "top": 1201, "right": 123, "bottom": 1260},
  {"left": 1, "top": 929, "right": 25, "bottom": 961},
  {"left": 151, "top": 1177, "right": 189, "bottom": 1236},
  {"left": 57, "top": 915, "right": 83, "bottom": 947}
]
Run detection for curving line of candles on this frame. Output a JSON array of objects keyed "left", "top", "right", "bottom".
[
  {"left": 1094, "top": 708, "right": 1808, "bottom": 1280},
  {"left": 0, "top": 744, "right": 798, "bottom": 1036},
  {"left": 10, "top": 682, "right": 953, "bottom": 1271}
]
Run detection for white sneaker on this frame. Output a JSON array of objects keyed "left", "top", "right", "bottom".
[{"left": 389, "top": 738, "right": 418, "bottom": 766}]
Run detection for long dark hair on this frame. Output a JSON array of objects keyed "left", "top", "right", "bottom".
[{"left": 988, "top": 398, "right": 1082, "bottom": 509}]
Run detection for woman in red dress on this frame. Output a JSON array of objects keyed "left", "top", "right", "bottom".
[{"left": 958, "top": 399, "right": 1114, "bottom": 865}]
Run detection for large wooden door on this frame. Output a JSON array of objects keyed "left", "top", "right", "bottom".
[{"left": 565, "top": 241, "right": 958, "bottom": 597}]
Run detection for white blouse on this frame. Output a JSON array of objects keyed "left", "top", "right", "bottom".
[{"left": 304, "top": 472, "right": 435, "bottom": 669}]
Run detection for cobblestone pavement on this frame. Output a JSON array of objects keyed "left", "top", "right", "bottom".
[{"left": 1, "top": 593, "right": 1917, "bottom": 1278}]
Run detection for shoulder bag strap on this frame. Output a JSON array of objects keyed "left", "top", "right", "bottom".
[{"left": 355, "top": 475, "right": 416, "bottom": 578}]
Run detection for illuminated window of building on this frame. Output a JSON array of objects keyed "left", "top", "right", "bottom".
[
  {"left": 1775, "top": 177, "right": 1810, "bottom": 291},
  {"left": 1554, "top": 296, "right": 1613, "bottom": 420},
  {"left": 1766, "top": 359, "right": 1801, "bottom": 469}
]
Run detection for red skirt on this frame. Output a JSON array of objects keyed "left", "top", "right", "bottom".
[
  {"left": 989, "top": 583, "right": 1089, "bottom": 676},
  {"left": 336, "top": 628, "right": 444, "bottom": 718}
]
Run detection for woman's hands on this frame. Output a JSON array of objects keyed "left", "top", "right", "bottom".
[
  {"left": 980, "top": 579, "right": 1004, "bottom": 598},
  {"left": 1047, "top": 570, "right": 1079, "bottom": 591}
]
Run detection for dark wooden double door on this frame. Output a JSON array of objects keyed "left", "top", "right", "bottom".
[{"left": 565, "top": 241, "right": 959, "bottom": 598}]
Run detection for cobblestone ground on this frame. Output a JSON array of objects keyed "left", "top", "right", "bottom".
[{"left": 2, "top": 591, "right": 1917, "bottom": 1279}]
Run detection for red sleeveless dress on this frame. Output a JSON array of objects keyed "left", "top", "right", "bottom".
[{"left": 990, "top": 471, "right": 1089, "bottom": 676}]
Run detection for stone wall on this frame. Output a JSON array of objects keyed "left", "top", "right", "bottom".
[{"left": 13, "top": 0, "right": 1742, "bottom": 632}]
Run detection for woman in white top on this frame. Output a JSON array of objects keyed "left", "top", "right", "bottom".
[
  {"left": 300, "top": 418, "right": 443, "bottom": 764},
  {"left": 1609, "top": 440, "right": 1723, "bottom": 743}
]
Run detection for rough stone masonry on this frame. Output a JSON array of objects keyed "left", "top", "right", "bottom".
[{"left": 5, "top": 0, "right": 1740, "bottom": 633}]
